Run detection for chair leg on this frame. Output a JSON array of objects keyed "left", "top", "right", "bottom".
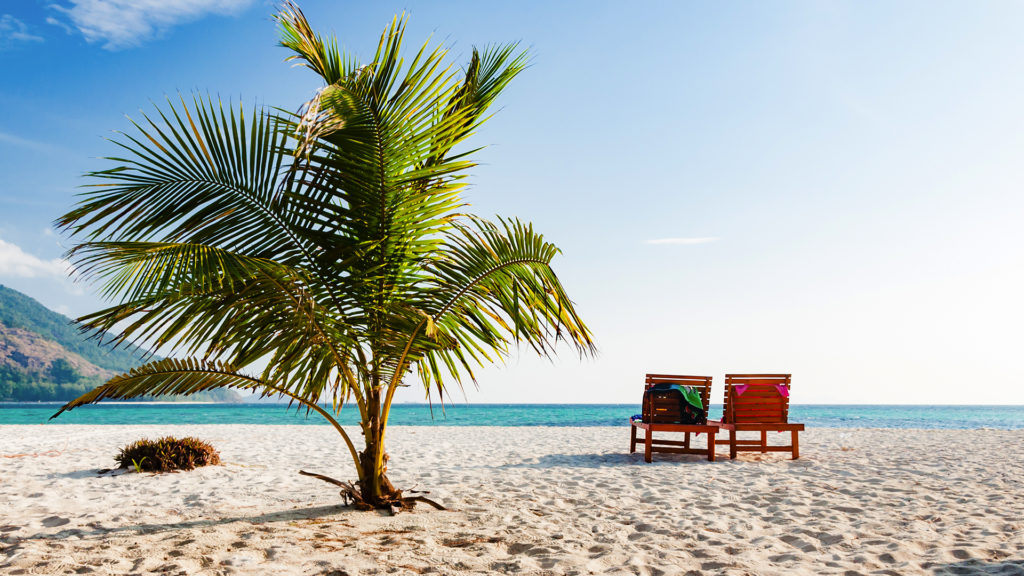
[
  {"left": 629, "top": 425, "right": 637, "bottom": 454},
  {"left": 644, "top": 429, "right": 653, "bottom": 463},
  {"left": 729, "top": 429, "right": 737, "bottom": 459},
  {"left": 761, "top": 430, "right": 767, "bottom": 453},
  {"left": 791, "top": 430, "right": 800, "bottom": 459},
  {"left": 684, "top": 431, "right": 691, "bottom": 449},
  {"left": 707, "top": 429, "right": 716, "bottom": 462}
]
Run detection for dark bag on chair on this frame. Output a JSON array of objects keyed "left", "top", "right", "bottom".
[{"left": 644, "top": 383, "right": 707, "bottom": 425}]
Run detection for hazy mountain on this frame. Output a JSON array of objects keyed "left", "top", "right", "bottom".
[{"left": 0, "top": 284, "right": 240, "bottom": 403}]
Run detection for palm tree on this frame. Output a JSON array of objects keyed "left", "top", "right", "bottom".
[{"left": 52, "top": 3, "right": 594, "bottom": 510}]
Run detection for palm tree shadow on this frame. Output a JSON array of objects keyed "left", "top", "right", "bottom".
[
  {"left": 55, "top": 468, "right": 129, "bottom": 480},
  {"left": 15, "top": 504, "right": 352, "bottom": 544},
  {"left": 929, "top": 559, "right": 1024, "bottom": 575}
]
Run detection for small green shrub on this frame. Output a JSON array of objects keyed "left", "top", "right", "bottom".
[{"left": 116, "top": 436, "right": 221, "bottom": 472}]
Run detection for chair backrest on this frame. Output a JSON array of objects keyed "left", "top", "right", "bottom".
[
  {"left": 643, "top": 374, "right": 712, "bottom": 423},
  {"left": 722, "top": 374, "right": 791, "bottom": 424}
]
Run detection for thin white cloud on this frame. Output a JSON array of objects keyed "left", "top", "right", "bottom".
[
  {"left": 0, "top": 239, "right": 71, "bottom": 279},
  {"left": 48, "top": 0, "right": 256, "bottom": 50},
  {"left": 0, "top": 131, "right": 59, "bottom": 153},
  {"left": 0, "top": 15, "right": 44, "bottom": 46},
  {"left": 45, "top": 16, "right": 74, "bottom": 35},
  {"left": 644, "top": 237, "right": 719, "bottom": 245}
]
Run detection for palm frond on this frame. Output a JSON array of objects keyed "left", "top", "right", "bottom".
[
  {"left": 56, "top": 95, "right": 312, "bottom": 265},
  {"left": 68, "top": 241, "right": 357, "bottom": 401},
  {"left": 276, "top": 1, "right": 357, "bottom": 85},
  {"left": 51, "top": 358, "right": 270, "bottom": 419},
  {"left": 385, "top": 217, "right": 594, "bottom": 396}
]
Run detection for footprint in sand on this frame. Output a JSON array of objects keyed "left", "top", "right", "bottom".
[{"left": 950, "top": 549, "right": 972, "bottom": 560}]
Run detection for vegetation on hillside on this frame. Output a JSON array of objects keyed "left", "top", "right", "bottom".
[
  {"left": 0, "top": 285, "right": 240, "bottom": 402},
  {"left": 53, "top": 3, "right": 593, "bottom": 511},
  {"left": 0, "top": 361, "right": 241, "bottom": 402},
  {"left": 0, "top": 284, "right": 144, "bottom": 373},
  {"left": 0, "top": 363, "right": 106, "bottom": 402}
]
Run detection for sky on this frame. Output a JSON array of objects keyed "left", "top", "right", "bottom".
[{"left": 1, "top": 1, "right": 1023, "bottom": 405}]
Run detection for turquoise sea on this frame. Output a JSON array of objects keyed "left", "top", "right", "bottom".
[{"left": 1, "top": 403, "right": 1022, "bottom": 429}]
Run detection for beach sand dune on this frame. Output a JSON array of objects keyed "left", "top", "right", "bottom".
[{"left": 1, "top": 425, "right": 1022, "bottom": 575}]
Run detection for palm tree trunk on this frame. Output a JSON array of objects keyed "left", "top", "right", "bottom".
[
  {"left": 358, "top": 387, "right": 397, "bottom": 505},
  {"left": 358, "top": 435, "right": 396, "bottom": 504}
]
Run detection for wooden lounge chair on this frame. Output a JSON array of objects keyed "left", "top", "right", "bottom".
[
  {"left": 629, "top": 374, "right": 718, "bottom": 462},
  {"left": 711, "top": 374, "right": 805, "bottom": 459}
]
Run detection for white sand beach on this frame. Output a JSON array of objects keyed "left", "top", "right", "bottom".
[{"left": 1, "top": 425, "right": 1022, "bottom": 575}]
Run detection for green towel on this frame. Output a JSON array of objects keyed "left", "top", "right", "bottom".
[{"left": 667, "top": 384, "right": 703, "bottom": 410}]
